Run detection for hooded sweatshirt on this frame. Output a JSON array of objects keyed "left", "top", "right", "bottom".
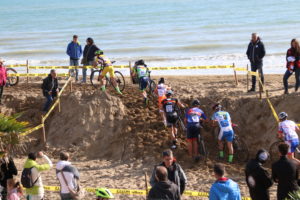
[
  {"left": 23, "top": 155, "right": 52, "bottom": 196},
  {"left": 209, "top": 178, "right": 241, "bottom": 200},
  {"left": 148, "top": 180, "right": 181, "bottom": 200},
  {"left": 56, "top": 160, "right": 80, "bottom": 194}
]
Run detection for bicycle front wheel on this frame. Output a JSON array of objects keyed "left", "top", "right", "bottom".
[
  {"left": 113, "top": 71, "right": 125, "bottom": 92},
  {"left": 198, "top": 134, "right": 208, "bottom": 161},
  {"left": 6, "top": 68, "right": 19, "bottom": 86},
  {"left": 233, "top": 135, "right": 249, "bottom": 162},
  {"left": 269, "top": 141, "right": 282, "bottom": 162},
  {"left": 90, "top": 70, "right": 102, "bottom": 89}
]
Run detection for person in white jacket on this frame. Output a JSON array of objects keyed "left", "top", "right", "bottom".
[{"left": 56, "top": 152, "right": 80, "bottom": 200}]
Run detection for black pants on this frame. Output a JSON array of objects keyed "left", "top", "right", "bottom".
[
  {"left": 251, "top": 62, "right": 264, "bottom": 89},
  {"left": 0, "top": 85, "right": 3, "bottom": 103},
  {"left": 283, "top": 69, "right": 294, "bottom": 91},
  {"left": 295, "top": 68, "right": 300, "bottom": 91}
]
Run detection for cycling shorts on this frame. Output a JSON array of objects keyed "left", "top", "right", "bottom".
[
  {"left": 166, "top": 113, "right": 178, "bottom": 127},
  {"left": 218, "top": 129, "right": 234, "bottom": 142},
  {"left": 101, "top": 66, "right": 115, "bottom": 78},
  {"left": 139, "top": 77, "right": 149, "bottom": 91},
  {"left": 187, "top": 123, "right": 201, "bottom": 139},
  {"left": 285, "top": 139, "right": 299, "bottom": 154}
]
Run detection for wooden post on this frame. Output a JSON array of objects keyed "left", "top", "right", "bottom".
[
  {"left": 129, "top": 61, "right": 134, "bottom": 84},
  {"left": 58, "top": 98, "right": 61, "bottom": 112},
  {"left": 266, "top": 90, "right": 269, "bottom": 98},
  {"left": 26, "top": 60, "right": 29, "bottom": 85},
  {"left": 70, "top": 78, "right": 73, "bottom": 92},
  {"left": 246, "top": 64, "right": 249, "bottom": 91},
  {"left": 41, "top": 116, "right": 46, "bottom": 144},
  {"left": 233, "top": 63, "right": 238, "bottom": 86},
  {"left": 259, "top": 73, "right": 262, "bottom": 99},
  {"left": 144, "top": 171, "right": 149, "bottom": 198}
]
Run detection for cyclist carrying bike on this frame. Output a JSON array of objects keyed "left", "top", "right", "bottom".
[
  {"left": 278, "top": 112, "right": 300, "bottom": 165},
  {"left": 94, "top": 50, "right": 122, "bottom": 95},
  {"left": 185, "top": 99, "right": 207, "bottom": 161},
  {"left": 162, "top": 90, "right": 185, "bottom": 149},
  {"left": 155, "top": 78, "right": 170, "bottom": 126},
  {"left": 131, "top": 60, "right": 150, "bottom": 105},
  {"left": 95, "top": 188, "right": 114, "bottom": 199},
  {"left": 211, "top": 104, "right": 235, "bottom": 163}
]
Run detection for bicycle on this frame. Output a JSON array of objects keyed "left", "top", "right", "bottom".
[
  {"left": 90, "top": 61, "right": 125, "bottom": 92},
  {"left": 269, "top": 139, "right": 300, "bottom": 162},
  {"left": 145, "top": 71, "right": 157, "bottom": 99},
  {"left": 212, "top": 123, "right": 249, "bottom": 162},
  {"left": 6, "top": 68, "right": 19, "bottom": 86}
]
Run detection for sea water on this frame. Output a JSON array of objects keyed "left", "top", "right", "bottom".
[{"left": 1, "top": 0, "right": 300, "bottom": 75}]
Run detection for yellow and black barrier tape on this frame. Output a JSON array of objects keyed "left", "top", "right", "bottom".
[
  {"left": 234, "top": 67, "right": 248, "bottom": 72},
  {"left": 43, "top": 186, "right": 250, "bottom": 199},
  {"left": 6, "top": 64, "right": 27, "bottom": 68},
  {"left": 19, "top": 124, "right": 44, "bottom": 136},
  {"left": 8, "top": 73, "right": 69, "bottom": 77},
  {"left": 148, "top": 65, "right": 234, "bottom": 71},
  {"left": 28, "top": 65, "right": 130, "bottom": 69}
]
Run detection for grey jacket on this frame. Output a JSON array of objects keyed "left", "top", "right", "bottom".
[{"left": 150, "top": 162, "right": 187, "bottom": 194}]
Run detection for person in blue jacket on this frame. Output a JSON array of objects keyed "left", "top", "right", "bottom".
[
  {"left": 66, "top": 35, "right": 82, "bottom": 81},
  {"left": 209, "top": 163, "right": 241, "bottom": 200}
]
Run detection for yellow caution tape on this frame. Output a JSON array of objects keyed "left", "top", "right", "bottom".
[
  {"left": 19, "top": 124, "right": 44, "bottom": 136},
  {"left": 148, "top": 65, "right": 234, "bottom": 71},
  {"left": 7, "top": 64, "right": 27, "bottom": 68},
  {"left": 7, "top": 73, "right": 69, "bottom": 77},
  {"left": 234, "top": 67, "right": 248, "bottom": 71},
  {"left": 267, "top": 98, "right": 279, "bottom": 122},
  {"left": 28, "top": 65, "right": 129, "bottom": 69},
  {"left": 248, "top": 71, "right": 259, "bottom": 76}
]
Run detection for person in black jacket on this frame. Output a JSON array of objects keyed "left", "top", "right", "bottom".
[
  {"left": 41, "top": 70, "right": 59, "bottom": 112},
  {"left": 150, "top": 149, "right": 187, "bottom": 195},
  {"left": 272, "top": 143, "right": 299, "bottom": 200},
  {"left": 148, "top": 166, "right": 181, "bottom": 200},
  {"left": 245, "top": 149, "right": 273, "bottom": 200},
  {"left": 246, "top": 33, "right": 266, "bottom": 92},
  {"left": 0, "top": 150, "right": 18, "bottom": 199},
  {"left": 81, "top": 37, "right": 99, "bottom": 83}
]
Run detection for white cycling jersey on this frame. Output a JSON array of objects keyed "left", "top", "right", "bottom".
[
  {"left": 278, "top": 120, "right": 299, "bottom": 141},
  {"left": 157, "top": 84, "right": 167, "bottom": 97}
]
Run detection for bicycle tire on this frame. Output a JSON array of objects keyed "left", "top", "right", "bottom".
[
  {"left": 269, "top": 141, "right": 282, "bottom": 162},
  {"left": 6, "top": 68, "right": 19, "bottom": 86},
  {"left": 90, "top": 70, "right": 102, "bottom": 89},
  {"left": 176, "top": 117, "right": 186, "bottom": 137},
  {"left": 111, "top": 71, "right": 125, "bottom": 92},
  {"left": 233, "top": 135, "right": 249, "bottom": 162},
  {"left": 198, "top": 134, "right": 208, "bottom": 161},
  {"left": 149, "top": 79, "right": 157, "bottom": 97}
]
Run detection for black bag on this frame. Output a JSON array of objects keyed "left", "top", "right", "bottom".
[{"left": 21, "top": 168, "right": 39, "bottom": 188}]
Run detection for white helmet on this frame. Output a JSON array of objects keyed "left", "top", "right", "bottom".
[{"left": 278, "top": 112, "right": 288, "bottom": 120}]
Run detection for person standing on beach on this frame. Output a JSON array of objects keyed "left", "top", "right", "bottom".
[
  {"left": 246, "top": 33, "right": 266, "bottom": 92},
  {"left": 283, "top": 39, "right": 300, "bottom": 94},
  {"left": 0, "top": 59, "right": 7, "bottom": 105},
  {"left": 41, "top": 69, "right": 59, "bottom": 112},
  {"left": 81, "top": 38, "right": 99, "bottom": 83},
  {"left": 66, "top": 35, "right": 82, "bottom": 82}
]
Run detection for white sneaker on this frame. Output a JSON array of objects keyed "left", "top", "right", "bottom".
[{"left": 171, "top": 144, "right": 177, "bottom": 149}]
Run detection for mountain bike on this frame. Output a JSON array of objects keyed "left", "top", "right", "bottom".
[
  {"left": 6, "top": 68, "right": 19, "bottom": 86},
  {"left": 145, "top": 71, "right": 157, "bottom": 98},
  {"left": 198, "top": 124, "right": 208, "bottom": 161},
  {"left": 269, "top": 139, "right": 300, "bottom": 162},
  {"left": 90, "top": 61, "right": 125, "bottom": 92},
  {"left": 212, "top": 123, "right": 249, "bottom": 162}
]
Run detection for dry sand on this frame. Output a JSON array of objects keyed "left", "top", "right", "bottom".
[{"left": 2, "top": 74, "right": 300, "bottom": 199}]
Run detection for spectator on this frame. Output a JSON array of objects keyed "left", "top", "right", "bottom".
[
  {"left": 0, "top": 150, "right": 17, "bottom": 199},
  {"left": 272, "top": 143, "right": 299, "bottom": 200},
  {"left": 246, "top": 33, "right": 266, "bottom": 92},
  {"left": 209, "top": 163, "right": 241, "bottom": 200},
  {"left": 81, "top": 37, "right": 99, "bottom": 83},
  {"left": 283, "top": 39, "right": 300, "bottom": 94},
  {"left": 245, "top": 149, "right": 273, "bottom": 200},
  {"left": 41, "top": 69, "right": 59, "bottom": 112},
  {"left": 0, "top": 58, "right": 7, "bottom": 105},
  {"left": 23, "top": 151, "right": 52, "bottom": 200},
  {"left": 150, "top": 149, "right": 187, "bottom": 195},
  {"left": 7, "top": 178, "right": 23, "bottom": 200},
  {"left": 66, "top": 35, "right": 82, "bottom": 82},
  {"left": 56, "top": 152, "right": 80, "bottom": 200},
  {"left": 148, "top": 166, "right": 181, "bottom": 200}
]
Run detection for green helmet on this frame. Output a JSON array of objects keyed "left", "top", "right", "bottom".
[
  {"left": 95, "top": 188, "right": 114, "bottom": 199},
  {"left": 95, "top": 50, "right": 104, "bottom": 55}
]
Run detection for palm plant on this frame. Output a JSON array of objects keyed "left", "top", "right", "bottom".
[{"left": 287, "top": 190, "right": 300, "bottom": 200}]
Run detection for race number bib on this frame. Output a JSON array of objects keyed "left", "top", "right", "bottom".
[
  {"left": 191, "top": 114, "right": 199, "bottom": 123},
  {"left": 166, "top": 105, "right": 173, "bottom": 113}
]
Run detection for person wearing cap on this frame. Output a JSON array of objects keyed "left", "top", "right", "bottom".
[
  {"left": 66, "top": 35, "right": 82, "bottom": 82},
  {"left": 150, "top": 149, "right": 187, "bottom": 196},
  {"left": 161, "top": 90, "right": 185, "bottom": 149},
  {"left": 41, "top": 69, "right": 59, "bottom": 112},
  {"left": 211, "top": 104, "right": 235, "bottom": 163},
  {"left": 0, "top": 59, "right": 7, "bottom": 105},
  {"left": 245, "top": 149, "right": 273, "bottom": 200}
]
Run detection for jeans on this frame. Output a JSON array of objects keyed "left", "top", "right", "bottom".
[
  {"left": 43, "top": 93, "right": 54, "bottom": 112},
  {"left": 251, "top": 62, "right": 264, "bottom": 89},
  {"left": 0, "top": 85, "right": 3, "bottom": 103},
  {"left": 69, "top": 59, "right": 79, "bottom": 81},
  {"left": 60, "top": 193, "right": 74, "bottom": 200},
  {"left": 283, "top": 69, "right": 294, "bottom": 91},
  {"left": 295, "top": 67, "right": 300, "bottom": 91},
  {"left": 82, "top": 61, "right": 94, "bottom": 83}
]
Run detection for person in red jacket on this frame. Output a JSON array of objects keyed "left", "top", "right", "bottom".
[
  {"left": 0, "top": 58, "right": 7, "bottom": 105},
  {"left": 283, "top": 39, "right": 300, "bottom": 94}
]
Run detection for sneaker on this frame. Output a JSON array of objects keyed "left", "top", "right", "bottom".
[
  {"left": 248, "top": 88, "right": 255, "bottom": 92},
  {"left": 171, "top": 144, "right": 177, "bottom": 149},
  {"left": 284, "top": 90, "right": 289, "bottom": 94},
  {"left": 194, "top": 156, "right": 201, "bottom": 162}
]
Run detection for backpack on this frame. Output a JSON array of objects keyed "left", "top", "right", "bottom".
[{"left": 21, "top": 168, "right": 39, "bottom": 188}]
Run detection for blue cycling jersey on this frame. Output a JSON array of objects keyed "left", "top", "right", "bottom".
[
  {"left": 185, "top": 107, "right": 206, "bottom": 124},
  {"left": 211, "top": 111, "right": 232, "bottom": 128}
]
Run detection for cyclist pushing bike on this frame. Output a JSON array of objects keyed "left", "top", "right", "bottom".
[
  {"left": 155, "top": 78, "right": 171, "bottom": 126},
  {"left": 94, "top": 50, "right": 122, "bottom": 95},
  {"left": 278, "top": 112, "right": 300, "bottom": 165},
  {"left": 95, "top": 188, "right": 114, "bottom": 199},
  {"left": 211, "top": 104, "right": 235, "bottom": 163}
]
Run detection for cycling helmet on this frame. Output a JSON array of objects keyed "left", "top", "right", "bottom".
[
  {"left": 95, "top": 188, "right": 114, "bottom": 199},
  {"left": 278, "top": 112, "right": 288, "bottom": 120},
  {"left": 191, "top": 99, "right": 200, "bottom": 106},
  {"left": 166, "top": 90, "right": 173, "bottom": 96},
  {"left": 158, "top": 77, "right": 165, "bottom": 84},
  {"left": 212, "top": 103, "right": 222, "bottom": 111},
  {"left": 135, "top": 59, "right": 145, "bottom": 66},
  {"left": 95, "top": 50, "right": 104, "bottom": 55}
]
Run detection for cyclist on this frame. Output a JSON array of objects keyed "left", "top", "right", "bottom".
[
  {"left": 155, "top": 78, "right": 170, "bottom": 126},
  {"left": 211, "top": 104, "right": 235, "bottom": 163},
  {"left": 161, "top": 90, "right": 185, "bottom": 149},
  {"left": 278, "top": 112, "right": 300, "bottom": 165},
  {"left": 95, "top": 188, "right": 114, "bottom": 199},
  {"left": 94, "top": 50, "right": 122, "bottom": 95},
  {"left": 131, "top": 60, "right": 150, "bottom": 105},
  {"left": 185, "top": 99, "right": 207, "bottom": 161}
]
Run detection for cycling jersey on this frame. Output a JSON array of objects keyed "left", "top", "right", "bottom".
[
  {"left": 211, "top": 111, "right": 233, "bottom": 132},
  {"left": 157, "top": 84, "right": 167, "bottom": 97},
  {"left": 134, "top": 65, "right": 148, "bottom": 78},
  {"left": 96, "top": 55, "right": 112, "bottom": 67},
  {"left": 162, "top": 98, "right": 178, "bottom": 114},
  {"left": 278, "top": 120, "right": 299, "bottom": 141},
  {"left": 185, "top": 107, "right": 206, "bottom": 124}
]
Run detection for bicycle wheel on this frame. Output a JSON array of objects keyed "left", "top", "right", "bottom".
[
  {"left": 6, "top": 68, "right": 19, "bottom": 86},
  {"left": 233, "top": 135, "right": 249, "bottom": 162},
  {"left": 112, "top": 71, "right": 125, "bottom": 92},
  {"left": 269, "top": 141, "right": 282, "bottom": 162},
  {"left": 90, "top": 70, "right": 102, "bottom": 88},
  {"left": 149, "top": 79, "right": 157, "bottom": 97},
  {"left": 176, "top": 117, "right": 186, "bottom": 137},
  {"left": 198, "top": 134, "right": 208, "bottom": 160}
]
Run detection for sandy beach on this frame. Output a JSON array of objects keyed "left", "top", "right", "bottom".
[{"left": 2, "top": 74, "right": 300, "bottom": 199}]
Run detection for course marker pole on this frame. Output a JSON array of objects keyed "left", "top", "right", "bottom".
[
  {"left": 259, "top": 73, "right": 262, "bottom": 99},
  {"left": 233, "top": 63, "right": 238, "bottom": 86},
  {"left": 144, "top": 172, "right": 148, "bottom": 198},
  {"left": 41, "top": 115, "right": 46, "bottom": 144},
  {"left": 26, "top": 60, "right": 29, "bottom": 85},
  {"left": 129, "top": 61, "right": 133, "bottom": 84},
  {"left": 246, "top": 65, "right": 249, "bottom": 91}
]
